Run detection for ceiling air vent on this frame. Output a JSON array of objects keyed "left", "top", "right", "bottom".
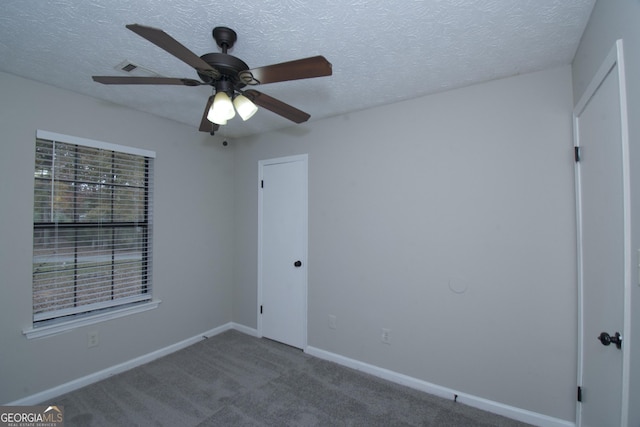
[
  {"left": 121, "top": 63, "right": 137, "bottom": 72},
  {"left": 115, "top": 60, "right": 161, "bottom": 77}
]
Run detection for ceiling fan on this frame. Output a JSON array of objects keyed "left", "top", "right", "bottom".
[{"left": 92, "top": 24, "right": 332, "bottom": 134}]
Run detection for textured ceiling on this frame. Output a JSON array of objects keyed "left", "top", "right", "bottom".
[{"left": 0, "top": 0, "right": 595, "bottom": 138}]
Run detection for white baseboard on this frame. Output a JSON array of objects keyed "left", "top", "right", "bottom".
[
  {"left": 229, "top": 322, "right": 260, "bottom": 337},
  {"left": 305, "top": 346, "right": 574, "bottom": 427},
  {"left": 8, "top": 322, "right": 253, "bottom": 406},
  {"left": 9, "top": 324, "right": 571, "bottom": 427}
]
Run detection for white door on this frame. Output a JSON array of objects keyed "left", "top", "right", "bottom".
[
  {"left": 574, "top": 40, "right": 630, "bottom": 427},
  {"left": 258, "top": 155, "right": 308, "bottom": 349}
]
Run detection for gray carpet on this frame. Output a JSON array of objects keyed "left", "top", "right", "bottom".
[{"left": 48, "top": 330, "right": 532, "bottom": 426}]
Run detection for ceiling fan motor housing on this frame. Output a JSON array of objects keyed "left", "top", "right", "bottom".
[{"left": 198, "top": 53, "right": 249, "bottom": 89}]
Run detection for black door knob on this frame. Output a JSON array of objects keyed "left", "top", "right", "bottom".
[
  {"left": 598, "top": 332, "right": 611, "bottom": 346},
  {"left": 294, "top": 260, "right": 302, "bottom": 267},
  {"left": 598, "top": 332, "right": 622, "bottom": 349}
]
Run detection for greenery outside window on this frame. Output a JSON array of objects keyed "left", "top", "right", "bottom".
[{"left": 29, "top": 130, "right": 156, "bottom": 335}]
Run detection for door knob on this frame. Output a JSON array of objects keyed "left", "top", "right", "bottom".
[
  {"left": 294, "top": 260, "right": 302, "bottom": 267},
  {"left": 597, "top": 332, "right": 622, "bottom": 349}
]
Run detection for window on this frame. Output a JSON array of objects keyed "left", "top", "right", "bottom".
[{"left": 30, "top": 130, "right": 155, "bottom": 333}]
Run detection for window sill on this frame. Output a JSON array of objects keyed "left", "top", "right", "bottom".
[{"left": 23, "top": 300, "right": 161, "bottom": 339}]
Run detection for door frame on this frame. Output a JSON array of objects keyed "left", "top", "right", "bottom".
[
  {"left": 573, "top": 39, "right": 631, "bottom": 426},
  {"left": 257, "top": 154, "right": 309, "bottom": 348}
]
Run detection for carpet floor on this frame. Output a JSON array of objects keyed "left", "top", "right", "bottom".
[{"left": 48, "top": 330, "right": 533, "bottom": 426}]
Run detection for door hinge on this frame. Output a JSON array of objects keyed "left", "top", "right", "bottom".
[
  {"left": 574, "top": 146, "right": 581, "bottom": 162},
  {"left": 577, "top": 386, "right": 582, "bottom": 402},
  {"left": 260, "top": 305, "right": 263, "bottom": 314},
  {"left": 261, "top": 180, "right": 264, "bottom": 188}
]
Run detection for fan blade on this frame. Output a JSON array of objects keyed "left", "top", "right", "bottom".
[
  {"left": 199, "top": 96, "right": 220, "bottom": 133},
  {"left": 239, "top": 56, "right": 332, "bottom": 85},
  {"left": 243, "top": 90, "right": 310, "bottom": 123},
  {"left": 92, "top": 76, "right": 203, "bottom": 86},
  {"left": 126, "top": 24, "right": 220, "bottom": 80}
]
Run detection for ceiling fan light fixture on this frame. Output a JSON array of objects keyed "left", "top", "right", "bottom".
[
  {"left": 233, "top": 94, "right": 258, "bottom": 121},
  {"left": 206, "top": 104, "right": 227, "bottom": 125},
  {"left": 212, "top": 116, "right": 227, "bottom": 125},
  {"left": 216, "top": 91, "right": 236, "bottom": 119},
  {"left": 208, "top": 91, "right": 235, "bottom": 124}
]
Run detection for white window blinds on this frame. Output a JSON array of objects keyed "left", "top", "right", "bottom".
[{"left": 33, "top": 131, "right": 154, "bottom": 324}]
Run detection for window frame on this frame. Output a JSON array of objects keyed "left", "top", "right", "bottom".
[{"left": 24, "top": 130, "right": 159, "bottom": 339}]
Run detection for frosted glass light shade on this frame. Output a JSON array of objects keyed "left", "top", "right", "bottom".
[
  {"left": 207, "top": 91, "right": 235, "bottom": 124},
  {"left": 233, "top": 94, "right": 258, "bottom": 121},
  {"left": 209, "top": 115, "right": 226, "bottom": 125}
]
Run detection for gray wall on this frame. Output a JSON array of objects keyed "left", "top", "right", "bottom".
[
  {"left": 233, "top": 66, "right": 577, "bottom": 421},
  {"left": 0, "top": 63, "right": 579, "bottom": 421},
  {"left": 572, "top": 1, "right": 640, "bottom": 424},
  {"left": 0, "top": 71, "right": 235, "bottom": 404}
]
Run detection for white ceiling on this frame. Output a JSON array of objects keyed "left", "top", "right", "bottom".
[{"left": 0, "top": 0, "right": 595, "bottom": 138}]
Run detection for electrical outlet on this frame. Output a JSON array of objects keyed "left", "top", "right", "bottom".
[
  {"left": 87, "top": 331, "right": 99, "bottom": 348},
  {"left": 328, "top": 315, "right": 337, "bottom": 329},
  {"left": 381, "top": 328, "right": 391, "bottom": 345}
]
